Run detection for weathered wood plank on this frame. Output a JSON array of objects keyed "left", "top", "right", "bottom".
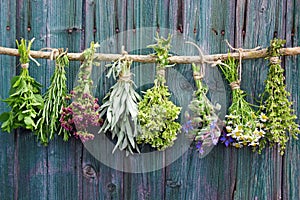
[
  {"left": 15, "top": 1, "right": 49, "bottom": 199},
  {"left": 233, "top": 1, "right": 285, "bottom": 199},
  {"left": 82, "top": 1, "right": 124, "bottom": 199},
  {"left": 45, "top": 0, "right": 84, "bottom": 199},
  {"left": 283, "top": 0, "right": 300, "bottom": 199},
  {"left": 0, "top": 1, "right": 16, "bottom": 200}
]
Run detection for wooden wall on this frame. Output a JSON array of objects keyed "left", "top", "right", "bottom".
[{"left": 0, "top": 0, "right": 299, "bottom": 199}]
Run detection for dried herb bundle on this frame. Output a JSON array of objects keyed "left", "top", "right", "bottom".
[
  {"left": 259, "top": 39, "right": 299, "bottom": 155},
  {"left": 137, "top": 34, "right": 181, "bottom": 151},
  {"left": 218, "top": 56, "right": 267, "bottom": 148},
  {"left": 183, "top": 63, "right": 221, "bottom": 156},
  {"left": 99, "top": 56, "right": 141, "bottom": 155},
  {"left": 35, "top": 49, "right": 69, "bottom": 144},
  {"left": 60, "top": 42, "right": 101, "bottom": 142},
  {"left": 0, "top": 39, "right": 44, "bottom": 133}
]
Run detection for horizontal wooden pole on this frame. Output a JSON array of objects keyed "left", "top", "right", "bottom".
[{"left": 0, "top": 46, "right": 300, "bottom": 64}]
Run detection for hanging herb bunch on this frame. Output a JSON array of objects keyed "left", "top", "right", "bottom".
[
  {"left": 137, "top": 34, "right": 181, "bottom": 151},
  {"left": 99, "top": 49, "right": 142, "bottom": 155},
  {"left": 0, "top": 38, "right": 44, "bottom": 133},
  {"left": 60, "top": 42, "right": 102, "bottom": 142},
  {"left": 182, "top": 63, "right": 221, "bottom": 156},
  {"left": 218, "top": 56, "right": 267, "bottom": 149},
  {"left": 259, "top": 38, "right": 299, "bottom": 155},
  {"left": 35, "top": 49, "right": 69, "bottom": 144}
]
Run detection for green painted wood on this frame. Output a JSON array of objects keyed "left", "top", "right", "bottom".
[
  {"left": 46, "top": 1, "right": 84, "bottom": 199},
  {"left": 0, "top": 1, "right": 16, "bottom": 200},
  {"left": 283, "top": 0, "right": 300, "bottom": 199},
  {"left": 0, "top": 1, "right": 300, "bottom": 200},
  {"left": 14, "top": 1, "right": 49, "bottom": 199}
]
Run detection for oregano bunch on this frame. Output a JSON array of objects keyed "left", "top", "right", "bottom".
[
  {"left": 137, "top": 34, "right": 181, "bottom": 151},
  {"left": 0, "top": 38, "right": 44, "bottom": 133},
  {"left": 35, "top": 49, "right": 69, "bottom": 144},
  {"left": 182, "top": 63, "right": 221, "bottom": 156},
  {"left": 259, "top": 38, "right": 299, "bottom": 155},
  {"left": 60, "top": 42, "right": 102, "bottom": 142},
  {"left": 99, "top": 56, "right": 141, "bottom": 155},
  {"left": 218, "top": 56, "right": 267, "bottom": 149}
]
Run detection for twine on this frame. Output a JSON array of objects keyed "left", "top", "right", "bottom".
[
  {"left": 157, "top": 68, "right": 165, "bottom": 77},
  {"left": 40, "top": 48, "right": 60, "bottom": 60},
  {"left": 270, "top": 56, "right": 280, "bottom": 64},
  {"left": 119, "top": 73, "right": 132, "bottom": 82},
  {"left": 21, "top": 63, "right": 29, "bottom": 69},
  {"left": 193, "top": 71, "right": 203, "bottom": 80},
  {"left": 225, "top": 40, "right": 261, "bottom": 86},
  {"left": 230, "top": 81, "right": 240, "bottom": 90}
]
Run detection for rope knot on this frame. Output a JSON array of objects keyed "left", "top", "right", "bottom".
[
  {"left": 230, "top": 81, "right": 240, "bottom": 90},
  {"left": 270, "top": 56, "right": 280, "bottom": 64},
  {"left": 193, "top": 71, "right": 203, "bottom": 80},
  {"left": 157, "top": 69, "right": 165, "bottom": 77},
  {"left": 21, "top": 63, "right": 29, "bottom": 69},
  {"left": 119, "top": 73, "right": 132, "bottom": 82}
]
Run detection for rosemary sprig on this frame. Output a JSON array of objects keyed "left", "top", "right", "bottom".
[{"left": 35, "top": 49, "right": 69, "bottom": 144}]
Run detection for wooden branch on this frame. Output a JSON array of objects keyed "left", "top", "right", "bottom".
[{"left": 1, "top": 46, "right": 300, "bottom": 64}]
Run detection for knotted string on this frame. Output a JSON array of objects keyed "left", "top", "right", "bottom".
[
  {"left": 270, "top": 56, "right": 280, "bottom": 64},
  {"left": 40, "top": 48, "right": 60, "bottom": 60},
  {"left": 21, "top": 63, "right": 29, "bottom": 69},
  {"left": 225, "top": 40, "right": 261, "bottom": 90}
]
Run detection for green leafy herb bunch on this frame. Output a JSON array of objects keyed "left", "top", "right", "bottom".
[
  {"left": 0, "top": 38, "right": 44, "bottom": 133},
  {"left": 137, "top": 34, "right": 181, "bottom": 151},
  {"left": 60, "top": 42, "right": 102, "bottom": 142},
  {"left": 99, "top": 53, "right": 142, "bottom": 155},
  {"left": 218, "top": 56, "right": 267, "bottom": 149},
  {"left": 182, "top": 63, "right": 221, "bottom": 156},
  {"left": 35, "top": 49, "right": 69, "bottom": 144},
  {"left": 259, "top": 38, "right": 299, "bottom": 155}
]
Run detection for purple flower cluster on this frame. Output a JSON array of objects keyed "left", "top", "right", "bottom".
[
  {"left": 60, "top": 90, "right": 102, "bottom": 142},
  {"left": 219, "top": 127, "right": 234, "bottom": 147}
]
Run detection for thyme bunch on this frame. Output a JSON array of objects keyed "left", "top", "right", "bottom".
[
  {"left": 0, "top": 39, "right": 44, "bottom": 133},
  {"left": 137, "top": 34, "right": 181, "bottom": 151},
  {"left": 259, "top": 38, "right": 299, "bottom": 155},
  {"left": 99, "top": 56, "right": 141, "bottom": 155},
  {"left": 35, "top": 49, "right": 69, "bottom": 144}
]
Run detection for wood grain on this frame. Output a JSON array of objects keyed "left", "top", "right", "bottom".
[{"left": 0, "top": 0, "right": 299, "bottom": 200}]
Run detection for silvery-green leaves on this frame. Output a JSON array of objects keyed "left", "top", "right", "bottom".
[{"left": 99, "top": 59, "right": 141, "bottom": 155}]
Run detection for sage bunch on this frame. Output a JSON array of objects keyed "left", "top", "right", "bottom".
[
  {"left": 218, "top": 56, "right": 267, "bottom": 149},
  {"left": 0, "top": 39, "right": 44, "bottom": 133},
  {"left": 60, "top": 42, "right": 101, "bottom": 142},
  {"left": 35, "top": 49, "right": 69, "bottom": 144},
  {"left": 137, "top": 34, "right": 181, "bottom": 151},
  {"left": 259, "top": 38, "right": 299, "bottom": 155},
  {"left": 99, "top": 57, "right": 141, "bottom": 155},
  {"left": 182, "top": 63, "right": 220, "bottom": 156}
]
